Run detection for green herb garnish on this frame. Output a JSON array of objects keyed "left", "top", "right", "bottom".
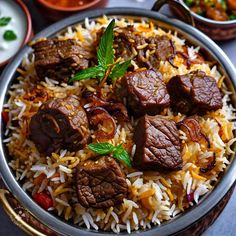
[
  {"left": 113, "top": 144, "right": 132, "bottom": 168},
  {"left": 219, "top": 0, "right": 227, "bottom": 10},
  {"left": 88, "top": 142, "right": 115, "bottom": 155},
  {"left": 185, "top": 0, "right": 193, "bottom": 7},
  {"left": 109, "top": 60, "right": 131, "bottom": 81},
  {"left": 88, "top": 142, "right": 132, "bottom": 167},
  {"left": 196, "top": 10, "right": 204, "bottom": 16},
  {"left": 229, "top": 15, "right": 236, "bottom": 20},
  {"left": 71, "top": 66, "right": 105, "bottom": 81},
  {"left": 3, "top": 30, "right": 17, "bottom": 41},
  {"left": 69, "top": 19, "right": 131, "bottom": 84},
  {"left": 97, "top": 19, "right": 115, "bottom": 69},
  {"left": 0, "top": 17, "right": 11, "bottom": 27}
]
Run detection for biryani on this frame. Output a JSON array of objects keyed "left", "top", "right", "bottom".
[{"left": 3, "top": 16, "right": 236, "bottom": 234}]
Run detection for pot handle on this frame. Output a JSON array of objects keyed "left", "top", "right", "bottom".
[
  {"left": 0, "top": 189, "right": 47, "bottom": 236},
  {"left": 152, "top": 0, "right": 195, "bottom": 27}
]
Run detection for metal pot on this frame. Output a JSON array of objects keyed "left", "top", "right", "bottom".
[{"left": 0, "top": 3, "right": 236, "bottom": 236}]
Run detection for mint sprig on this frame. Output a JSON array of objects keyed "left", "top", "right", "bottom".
[
  {"left": 88, "top": 142, "right": 115, "bottom": 155},
  {"left": 0, "top": 17, "right": 11, "bottom": 27},
  {"left": 109, "top": 60, "right": 131, "bottom": 81},
  {"left": 69, "top": 19, "right": 131, "bottom": 83},
  {"left": 97, "top": 19, "right": 115, "bottom": 69},
  {"left": 113, "top": 144, "right": 132, "bottom": 168},
  {"left": 219, "top": 0, "right": 227, "bottom": 10},
  {"left": 88, "top": 142, "right": 132, "bottom": 167},
  {"left": 71, "top": 66, "right": 104, "bottom": 81},
  {"left": 230, "top": 15, "right": 236, "bottom": 20}
]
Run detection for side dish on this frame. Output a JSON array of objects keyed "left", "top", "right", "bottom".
[
  {"left": 184, "top": 0, "right": 236, "bottom": 21},
  {"left": 0, "top": 0, "right": 27, "bottom": 64},
  {"left": 3, "top": 16, "right": 235, "bottom": 234},
  {"left": 41, "top": 0, "right": 94, "bottom": 8}
]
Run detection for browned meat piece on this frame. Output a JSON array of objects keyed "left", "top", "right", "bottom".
[
  {"left": 32, "top": 39, "right": 94, "bottom": 82},
  {"left": 29, "top": 95, "right": 90, "bottom": 155},
  {"left": 167, "top": 70, "right": 223, "bottom": 114},
  {"left": 118, "top": 69, "right": 170, "bottom": 116},
  {"left": 114, "top": 26, "right": 144, "bottom": 63},
  {"left": 145, "top": 35, "right": 176, "bottom": 68},
  {"left": 76, "top": 157, "right": 128, "bottom": 208},
  {"left": 113, "top": 26, "right": 176, "bottom": 68},
  {"left": 133, "top": 115, "right": 182, "bottom": 171}
]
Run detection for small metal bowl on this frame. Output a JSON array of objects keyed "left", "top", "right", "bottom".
[
  {"left": 157, "top": 0, "right": 236, "bottom": 41},
  {"left": 0, "top": 4, "right": 236, "bottom": 236},
  {"left": 0, "top": 0, "right": 32, "bottom": 70}
]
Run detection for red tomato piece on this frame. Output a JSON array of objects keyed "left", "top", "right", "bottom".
[
  {"left": 2, "top": 111, "right": 9, "bottom": 124},
  {"left": 33, "top": 192, "right": 53, "bottom": 210}
]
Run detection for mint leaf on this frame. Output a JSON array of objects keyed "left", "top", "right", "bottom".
[
  {"left": 0, "top": 17, "right": 11, "bottom": 27},
  {"left": 230, "top": 15, "right": 236, "bottom": 20},
  {"left": 184, "top": 0, "right": 193, "bottom": 7},
  {"left": 69, "top": 66, "right": 105, "bottom": 82},
  {"left": 88, "top": 143, "right": 115, "bottom": 155},
  {"left": 109, "top": 60, "right": 131, "bottom": 81},
  {"left": 219, "top": 0, "right": 227, "bottom": 10},
  {"left": 97, "top": 19, "right": 115, "bottom": 69},
  {"left": 3, "top": 30, "right": 17, "bottom": 41},
  {"left": 113, "top": 144, "right": 132, "bottom": 167},
  {"left": 88, "top": 142, "right": 132, "bottom": 167}
]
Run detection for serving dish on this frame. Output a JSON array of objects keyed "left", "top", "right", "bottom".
[
  {"left": 35, "top": 0, "right": 108, "bottom": 21},
  {"left": 0, "top": 4, "right": 236, "bottom": 236},
  {"left": 159, "top": 0, "right": 236, "bottom": 40},
  {"left": 0, "top": 0, "right": 32, "bottom": 69}
]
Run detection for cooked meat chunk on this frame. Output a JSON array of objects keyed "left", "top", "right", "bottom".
[
  {"left": 96, "top": 26, "right": 176, "bottom": 69},
  {"left": 32, "top": 39, "right": 94, "bottom": 82},
  {"left": 114, "top": 26, "right": 142, "bottom": 62},
  {"left": 118, "top": 69, "right": 170, "bottom": 116},
  {"left": 167, "top": 70, "right": 223, "bottom": 114},
  {"left": 76, "top": 157, "right": 128, "bottom": 208},
  {"left": 133, "top": 115, "right": 182, "bottom": 171},
  {"left": 29, "top": 95, "right": 89, "bottom": 155},
  {"left": 113, "top": 26, "right": 176, "bottom": 68},
  {"left": 145, "top": 35, "right": 176, "bottom": 68}
]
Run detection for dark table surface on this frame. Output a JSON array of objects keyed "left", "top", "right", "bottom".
[{"left": 0, "top": 0, "right": 235, "bottom": 235}]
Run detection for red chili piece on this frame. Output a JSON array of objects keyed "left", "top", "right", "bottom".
[
  {"left": 2, "top": 111, "right": 9, "bottom": 124},
  {"left": 33, "top": 192, "right": 53, "bottom": 210}
]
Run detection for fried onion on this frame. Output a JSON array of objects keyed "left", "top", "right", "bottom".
[
  {"left": 177, "top": 117, "right": 210, "bottom": 148},
  {"left": 83, "top": 91, "right": 129, "bottom": 121},
  {"left": 89, "top": 107, "right": 116, "bottom": 141}
]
